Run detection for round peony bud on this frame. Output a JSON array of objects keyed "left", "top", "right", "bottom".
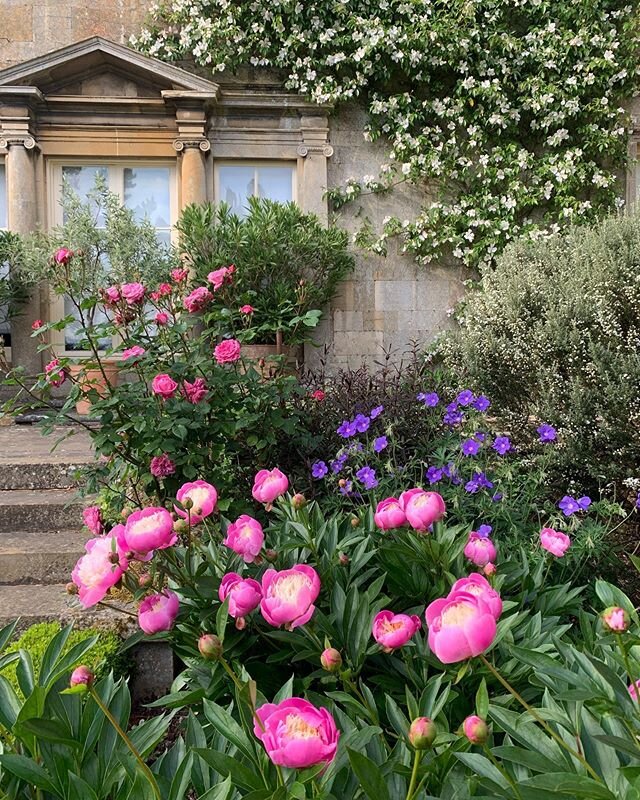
[
  {"left": 351, "top": 516, "right": 360, "bottom": 528},
  {"left": 198, "top": 634, "right": 223, "bottom": 661},
  {"left": 339, "top": 553, "right": 349, "bottom": 565},
  {"left": 483, "top": 562, "right": 497, "bottom": 577},
  {"left": 463, "top": 715, "right": 489, "bottom": 745},
  {"left": 264, "top": 548, "right": 278, "bottom": 562},
  {"left": 321, "top": 648, "right": 343, "bottom": 672},
  {"left": 70, "top": 665, "right": 94, "bottom": 689},
  {"left": 409, "top": 717, "right": 437, "bottom": 749},
  {"left": 602, "top": 606, "right": 630, "bottom": 633},
  {"left": 66, "top": 582, "right": 78, "bottom": 595},
  {"left": 138, "top": 573, "right": 153, "bottom": 588},
  {"left": 292, "top": 493, "right": 307, "bottom": 510}
]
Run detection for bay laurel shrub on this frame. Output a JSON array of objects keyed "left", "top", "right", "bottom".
[{"left": 436, "top": 213, "right": 640, "bottom": 489}]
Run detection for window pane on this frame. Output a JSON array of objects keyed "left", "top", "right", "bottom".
[
  {"left": 62, "top": 166, "right": 108, "bottom": 224},
  {"left": 256, "top": 166, "right": 294, "bottom": 204},
  {"left": 0, "top": 163, "right": 6, "bottom": 229},
  {"left": 218, "top": 166, "right": 256, "bottom": 216},
  {"left": 124, "top": 167, "right": 171, "bottom": 228}
]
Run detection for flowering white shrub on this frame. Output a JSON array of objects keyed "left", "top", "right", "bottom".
[{"left": 133, "top": 0, "right": 638, "bottom": 266}]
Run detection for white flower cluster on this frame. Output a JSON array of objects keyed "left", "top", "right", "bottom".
[{"left": 133, "top": 0, "right": 638, "bottom": 267}]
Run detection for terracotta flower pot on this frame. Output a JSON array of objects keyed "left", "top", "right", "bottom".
[{"left": 67, "top": 360, "right": 120, "bottom": 415}]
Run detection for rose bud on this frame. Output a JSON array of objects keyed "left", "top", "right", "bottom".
[
  {"left": 70, "top": 665, "right": 94, "bottom": 690},
  {"left": 463, "top": 715, "right": 489, "bottom": 745},
  {"left": 320, "top": 648, "right": 342, "bottom": 673},
  {"left": 409, "top": 717, "right": 437, "bottom": 749},
  {"left": 198, "top": 634, "right": 223, "bottom": 661},
  {"left": 602, "top": 606, "right": 630, "bottom": 633},
  {"left": 292, "top": 493, "right": 307, "bottom": 510}
]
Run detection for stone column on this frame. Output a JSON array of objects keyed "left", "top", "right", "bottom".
[{"left": 173, "top": 139, "right": 210, "bottom": 207}]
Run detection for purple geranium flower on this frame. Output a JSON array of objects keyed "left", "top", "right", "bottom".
[
  {"left": 636, "top": 492, "right": 640, "bottom": 509},
  {"left": 537, "top": 424, "right": 557, "bottom": 443},
  {"left": 355, "top": 465, "right": 378, "bottom": 490},
  {"left": 353, "top": 413, "right": 370, "bottom": 434},
  {"left": 474, "top": 432, "right": 487, "bottom": 442},
  {"left": 492, "top": 492, "right": 503, "bottom": 502},
  {"left": 477, "top": 524, "right": 493, "bottom": 538},
  {"left": 472, "top": 395, "right": 491, "bottom": 412},
  {"left": 465, "top": 478, "right": 480, "bottom": 493},
  {"left": 558, "top": 495, "right": 580, "bottom": 516},
  {"left": 457, "top": 389, "right": 475, "bottom": 406},
  {"left": 337, "top": 419, "right": 357, "bottom": 438},
  {"left": 426, "top": 466, "right": 443, "bottom": 484},
  {"left": 311, "top": 461, "right": 328, "bottom": 479},
  {"left": 477, "top": 472, "right": 494, "bottom": 489},
  {"left": 330, "top": 454, "right": 348, "bottom": 474},
  {"left": 417, "top": 391, "right": 439, "bottom": 407},
  {"left": 370, "top": 405, "right": 384, "bottom": 419},
  {"left": 461, "top": 438, "right": 481, "bottom": 456},
  {"left": 444, "top": 410, "right": 464, "bottom": 426},
  {"left": 373, "top": 435, "right": 388, "bottom": 453},
  {"left": 492, "top": 436, "right": 511, "bottom": 455},
  {"left": 577, "top": 496, "right": 591, "bottom": 510}
]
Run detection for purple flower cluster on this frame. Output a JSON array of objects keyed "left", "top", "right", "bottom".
[
  {"left": 337, "top": 406, "right": 384, "bottom": 439},
  {"left": 537, "top": 424, "right": 557, "bottom": 443},
  {"left": 356, "top": 465, "right": 378, "bottom": 490},
  {"left": 558, "top": 494, "right": 591, "bottom": 517},
  {"left": 417, "top": 391, "right": 439, "bottom": 407},
  {"left": 465, "top": 472, "right": 494, "bottom": 493}
]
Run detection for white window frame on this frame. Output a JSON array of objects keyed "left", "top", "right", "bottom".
[
  {"left": 47, "top": 159, "right": 178, "bottom": 356},
  {"left": 214, "top": 160, "right": 297, "bottom": 211},
  {"left": 0, "top": 159, "right": 11, "bottom": 364}
]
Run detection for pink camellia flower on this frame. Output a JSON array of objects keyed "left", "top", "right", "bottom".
[
  {"left": 239, "top": 304, "right": 255, "bottom": 314},
  {"left": 138, "top": 589, "right": 180, "bottom": 634},
  {"left": 208, "top": 266, "right": 234, "bottom": 290},
  {"left": 372, "top": 610, "right": 421, "bottom": 652},
  {"left": 71, "top": 534, "right": 128, "bottom": 608},
  {"left": 260, "top": 565, "right": 320, "bottom": 630},
  {"left": 252, "top": 468, "right": 289, "bottom": 504},
  {"left": 464, "top": 532, "right": 498, "bottom": 567},
  {"left": 254, "top": 698, "right": 339, "bottom": 769},
  {"left": 223, "top": 514, "right": 264, "bottom": 563},
  {"left": 151, "top": 373, "right": 179, "bottom": 400},
  {"left": 70, "top": 665, "right": 94, "bottom": 688},
  {"left": 629, "top": 680, "right": 640, "bottom": 701},
  {"left": 44, "top": 358, "right": 66, "bottom": 388},
  {"left": 121, "top": 345, "right": 146, "bottom": 361},
  {"left": 31, "top": 319, "right": 43, "bottom": 331},
  {"left": 214, "top": 338, "right": 242, "bottom": 365},
  {"left": 602, "top": 606, "right": 630, "bottom": 633},
  {"left": 449, "top": 573, "right": 502, "bottom": 620},
  {"left": 123, "top": 507, "right": 176, "bottom": 555},
  {"left": 155, "top": 311, "right": 170, "bottom": 326},
  {"left": 150, "top": 454, "right": 176, "bottom": 479},
  {"left": 219, "top": 572, "right": 262, "bottom": 624},
  {"left": 463, "top": 715, "right": 489, "bottom": 745},
  {"left": 425, "top": 591, "right": 497, "bottom": 663},
  {"left": 175, "top": 480, "right": 218, "bottom": 524},
  {"left": 374, "top": 497, "right": 407, "bottom": 530},
  {"left": 82, "top": 505, "right": 103, "bottom": 536},
  {"left": 540, "top": 527, "right": 571, "bottom": 557},
  {"left": 183, "top": 377, "right": 207, "bottom": 404},
  {"left": 121, "top": 282, "right": 146, "bottom": 305},
  {"left": 184, "top": 286, "right": 213, "bottom": 313},
  {"left": 54, "top": 247, "right": 73, "bottom": 265},
  {"left": 401, "top": 489, "right": 446, "bottom": 531},
  {"left": 171, "top": 267, "right": 189, "bottom": 282}
]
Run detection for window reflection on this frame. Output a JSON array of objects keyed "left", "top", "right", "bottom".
[{"left": 217, "top": 164, "right": 294, "bottom": 216}]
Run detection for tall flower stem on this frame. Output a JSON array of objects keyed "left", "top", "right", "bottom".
[
  {"left": 479, "top": 654, "right": 601, "bottom": 783},
  {"left": 405, "top": 750, "right": 422, "bottom": 800},
  {"left": 88, "top": 686, "right": 161, "bottom": 800},
  {"left": 615, "top": 634, "right": 640, "bottom": 724},
  {"left": 483, "top": 744, "right": 522, "bottom": 799}
]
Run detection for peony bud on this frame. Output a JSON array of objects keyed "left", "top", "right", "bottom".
[
  {"left": 339, "top": 552, "right": 349, "bottom": 566},
  {"left": 108, "top": 551, "right": 121, "bottom": 564},
  {"left": 351, "top": 516, "right": 360, "bottom": 528},
  {"left": 182, "top": 497, "right": 194, "bottom": 510},
  {"left": 235, "top": 617, "right": 247, "bottom": 630},
  {"left": 321, "top": 648, "right": 342, "bottom": 672},
  {"left": 602, "top": 606, "right": 630, "bottom": 633},
  {"left": 70, "top": 665, "right": 94, "bottom": 690},
  {"left": 198, "top": 634, "right": 223, "bottom": 661},
  {"left": 138, "top": 573, "right": 153, "bottom": 588},
  {"left": 173, "top": 519, "right": 189, "bottom": 534},
  {"left": 265, "top": 548, "right": 278, "bottom": 562},
  {"left": 409, "top": 717, "right": 437, "bottom": 749},
  {"left": 483, "top": 562, "right": 496, "bottom": 577},
  {"left": 292, "top": 493, "right": 307, "bottom": 510},
  {"left": 66, "top": 582, "right": 78, "bottom": 595},
  {"left": 463, "top": 715, "right": 489, "bottom": 745}
]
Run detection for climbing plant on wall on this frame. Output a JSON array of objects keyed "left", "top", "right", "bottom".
[{"left": 134, "top": 0, "right": 639, "bottom": 267}]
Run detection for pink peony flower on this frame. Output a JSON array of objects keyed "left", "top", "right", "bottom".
[
  {"left": 174, "top": 480, "right": 218, "bottom": 524},
  {"left": 104, "top": 285, "right": 121, "bottom": 304},
  {"left": 183, "top": 377, "right": 207, "bottom": 404},
  {"left": 121, "top": 345, "right": 145, "bottom": 362},
  {"left": 401, "top": 489, "right": 446, "bottom": 531},
  {"left": 121, "top": 282, "right": 146, "bottom": 305},
  {"left": 70, "top": 665, "right": 94, "bottom": 687},
  {"left": 208, "top": 266, "right": 234, "bottom": 290},
  {"left": 151, "top": 373, "right": 179, "bottom": 400},
  {"left": 463, "top": 715, "right": 489, "bottom": 744},
  {"left": 239, "top": 304, "right": 255, "bottom": 314},
  {"left": 540, "top": 527, "right": 571, "bottom": 557},
  {"left": 464, "top": 532, "right": 498, "bottom": 568},
  {"left": 223, "top": 514, "right": 264, "bottom": 563},
  {"left": 254, "top": 698, "right": 339, "bottom": 769},
  {"left": 252, "top": 468, "right": 289, "bottom": 504},
  {"left": 138, "top": 589, "right": 179, "bottom": 634},
  {"left": 425, "top": 591, "right": 497, "bottom": 664},
  {"left": 260, "top": 565, "right": 320, "bottom": 630},
  {"left": 602, "top": 606, "right": 629, "bottom": 632},
  {"left": 82, "top": 505, "right": 103, "bottom": 536},
  {"left": 155, "top": 312, "right": 170, "bottom": 326},
  {"left": 374, "top": 497, "right": 407, "bottom": 530},
  {"left": 449, "top": 573, "right": 502, "bottom": 620},
  {"left": 123, "top": 507, "right": 176, "bottom": 555},
  {"left": 629, "top": 680, "right": 640, "bottom": 701},
  {"left": 171, "top": 267, "right": 189, "bottom": 282},
  {"left": 372, "top": 610, "right": 421, "bottom": 652},
  {"left": 150, "top": 454, "right": 176, "bottom": 478},
  {"left": 214, "top": 338, "right": 241, "bottom": 365},
  {"left": 44, "top": 358, "right": 66, "bottom": 387},
  {"left": 71, "top": 534, "right": 128, "bottom": 608},
  {"left": 184, "top": 286, "right": 212, "bottom": 313},
  {"left": 219, "top": 572, "right": 262, "bottom": 622},
  {"left": 54, "top": 247, "right": 73, "bottom": 265},
  {"left": 31, "top": 319, "right": 43, "bottom": 331}
]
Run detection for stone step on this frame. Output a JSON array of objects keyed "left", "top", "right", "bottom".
[
  {"left": 0, "top": 530, "right": 88, "bottom": 585},
  {"left": 0, "top": 489, "right": 84, "bottom": 533},
  {"left": 0, "top": 462, "right": 86, "bottom": 491}
]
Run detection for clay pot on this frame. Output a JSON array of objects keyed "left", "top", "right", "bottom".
[{"left": 67, "top": 360, "right": 120, "bottom": 415}]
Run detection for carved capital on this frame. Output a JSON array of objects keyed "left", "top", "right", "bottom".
[
  {"left": 0, "top": 134, "right": 38, "bottom": 151},
  {"left": 173, "top": 138, "right": 211, "bottom": 153},
  {"left": 297, "top": 143, "right": 334, "bottom": 158}
]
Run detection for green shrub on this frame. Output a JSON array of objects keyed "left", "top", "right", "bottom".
[{"left": 436, "top": 213, "right": 640, "bottom": 488}]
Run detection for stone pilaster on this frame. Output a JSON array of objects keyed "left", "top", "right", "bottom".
[{"left": 172, "top": 138, "right": 210, "bottom": 207}]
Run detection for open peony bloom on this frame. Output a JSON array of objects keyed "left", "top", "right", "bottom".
[
  {"left": 223, "top": 514, "right": 264, "bottom": 563},
  {"left": 175, "top": 480, "right": 218, "bottom": 524},
  {"left": 401, "top": 489, "right": 446, "bottom": 531},
  {"left": 540, "top": 527, "right": 571, "bottom": 557},
  {"left": 219, "top": 572, "right": 262, "bottom": 623},
  {"left": 254, "top": 698, "right": 339, "bottom": 769},
  {"left": 449, "top": 573, "right": 502, "bottom": 620},
  {"left": 464, "top": 532, "right": 497, "bottom": 567},
  {"left": 71, "top": 534, "right": 128, "bottom": 608},
  {"left": 425, "top": 591, "right": 497, "bottom": 664},
  {"left": 374, "top": 497, "right": 407, "bottom": 530},
  {"left": 123, "top": 507, "right": 176, "bottom": 555},
  {"left": 260, "top": 565, "right": 320, "bottom": 630},
  {"left": 372, "top": 610, "right": 421, "bottom": 652},
  {"left": 138, "top": 589, "right": 180, "bottom": 634},
  {"left": 629, "top": 680, "right": 640, "bottom": 701},
  {"left": 252, "top": 468, "right": 289, "bottom": 504}
]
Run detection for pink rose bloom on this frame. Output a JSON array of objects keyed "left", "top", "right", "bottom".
[
  {"left": 171, "top": 267, "right": 189, "bottom": 282},
  {"left": 184, "top": 286, "right": 212, "bottom": 313},
  {"left": 208, "top": 266, "right": 234, "bottom": 290},
  {"left": 252, "top": 468, "right": 289, "bottom": 504},
  {"left": 183, "top": 377, "right": 207, "bottom": 404},
  {"left": 464, "top": 532, "right": 498, "bottom": 568},
  {"left": 239, "top": 304, "right": 255, "bottom": 314},
  {"left": 223, "top": 514, "right": 264, "bottom": 563},
  {"left": 214, "top": 338, "right": 241, "bottom": 365},
  {"left": 152, "top": 373, "right": 179, "bottom": 399},
  {"left": 121, "top": 282, "right": 146, "bottom": 305},
  {"left": 629, "top": 680, "right": 640, "bottom": 701},
  {"left": 155, "top": 312, "right": 170, "bottom": 326},
  {"left": 123, "top": 507, "right": 176, "bottom": 555},
  {"left": 150, "top": 454, "right": 176, "bottom": 478},
  {"left": 219, "top": 572, "right": 262, "bottom": 621},
  {"left": 401, "top": 489, "right": 446, "bottom": 531},
  {"left": 82, "top": 505, "right": 103, "bottom": 536},
  {"left": 372, "top": 610, "right": 421, "bottom": 652},
  {"left": 425, "top": 591, "right": 497, "bottom": 664},
  {"left": 463, "top": 715, "right": 489, "bottom": 744},
  {"left": 138, "top": 589, "right": 180, "bottom": 634},
  {"left": 311, "top": 390, "right": 325, "bottom": 402},
  {"left": 44, "top": 358, "right": 66, "bottom": 388},
  {"left": 54, "top": 247, "right": 73, "bottom": 265},
  {"left": 260, "top": 565, "right": 320, "bottom": 630},
  {"left": 71, "top": 534, "right": 128, "bottom": 608},
  {"left": 449, "top": 573, "right": 502, "bottom": 620},
  {"left": 540, "top": 527, "right": 571, "bottom": 557},
  {"left": 31, "top": 319, "right": 43, "bottom": 331},
  {"left": 254, "top": 698, "right": 339, "bottom": 769},
  {"left": 155, "top": 282, "right": 172, "bottom": 297},
  {"left": 175, "top": 480, "right": 218, "bottom": 524},
  {"left": 104, "top": 285, "right": 121, "bottom": 304},
  {"left": 374, "top": 497, "right": 407, "bottom": 530},
  {"left": 121, "top": 345, "right": 145, "bottom": 361}
]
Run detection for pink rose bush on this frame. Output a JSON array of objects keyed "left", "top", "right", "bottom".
[
  {"left": 150, "top": 454, "right": 176, "bottom": 478},
  {"left": 184, "top": 286, "right": 213, "bottom": 313},
  {"left": 223, "top": 514, "right": 264, "bottom": 563},
  {"left": 44, "top": 358, "right": 66, "bottom": 387},
  {"left": 260, "top": 565, "right": 320, "bottom": 629},
  {"left": 214, "top": 338, "right": 241, "bottom": 365},
  {"left": 183, "top": 377, "right": 207, "bottom": 404},
  {"left": 138, "top": 589, "right": 180, "bottom": 634},
  {"left": 175, "top": 480, "right": 218, "bottom": 524},
  {"left": 121, "top": 345, "right": 145, "bottom": 361},
  {"left": 372, "top": 610, "right": 421, "bottom": 652},
  {"left": 252, "top": 468, "right": 289, "bottom": 504},
  {"left": 121, "top": 282, "right": 146, "bottom": 305},
  {"left": 82, "top": 505, "right": 103, "bottom": 536},
  {"left": 540, "top": 527, "right": 571, "bottom": 557},
  {"left": 208, "top": 265, "right": 234, "bottom": 290}
]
